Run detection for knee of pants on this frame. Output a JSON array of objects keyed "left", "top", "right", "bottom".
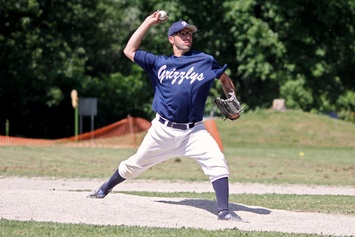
[
  {"left": 208, "top": 167, "right": 230, "bottom": 183},
  {"left": 204, "top": 155, "right": 230, "bottom": 183},
  {"left": 210, "top": 173, "right": 229, "bottom": 183},
  {"left": 118, "top": 159, "right": 145, "bottom": 179}
]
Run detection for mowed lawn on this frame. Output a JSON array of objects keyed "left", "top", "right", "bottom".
[{"left": 0, "top": 109, "right": 354, "bottom": 237}]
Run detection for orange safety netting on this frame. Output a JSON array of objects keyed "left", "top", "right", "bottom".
[{"left": 0, "top": 116, "right": 151, "bottom": 148}]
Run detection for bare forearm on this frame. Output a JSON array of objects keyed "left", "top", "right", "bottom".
[
  {"left": 123, "top": 21, "right": 153, "bottom": 61},
  {"left": 123, "top": 11, "right": 167, "bottom": 61},
  {"left": 220, "top": 73, "right": 236, "bottom": 97}
]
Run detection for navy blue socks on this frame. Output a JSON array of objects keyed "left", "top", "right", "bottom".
[
  {"left": 212, "top": 177, "right": 229, "bottom": 213},
  {"left": 101, "top": 169, "right": 126, "bottom": 194}
]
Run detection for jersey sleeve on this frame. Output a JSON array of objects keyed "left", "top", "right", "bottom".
[
  {"left": 134, "top": 50, "right": 156, "bottom": 73},
  {"left": 212, "top": 57, "right": 228, "bottom": 79}
]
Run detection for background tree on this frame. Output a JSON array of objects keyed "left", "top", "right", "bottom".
[
  {"left": 224, "top": 0, "right": 355, "bottom": 117},
  {"left": 0, "top": 0, "right": 146, "bottom": 138},
  {"left": 1, "top": 0, "right": 354, "bottom": 139}
]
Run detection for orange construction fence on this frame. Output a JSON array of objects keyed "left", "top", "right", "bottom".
[
  {"left": 0, "top": 116, "right": 151, "bottom": 148},
  {"left": 0, "top": 117, "right": 223, "bottom": 150}
]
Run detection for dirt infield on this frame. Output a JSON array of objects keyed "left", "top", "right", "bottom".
[{"left": 1, "top": 177, "right": 355, "bottom": 236}]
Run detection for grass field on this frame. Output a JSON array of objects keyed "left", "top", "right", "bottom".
[{"left": 1, "top": 109, "right": 354, "bottom": 236}]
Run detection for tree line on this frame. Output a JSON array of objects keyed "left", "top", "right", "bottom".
[{"left": 1, "top": 0, "right": 354, "bottom": 138}]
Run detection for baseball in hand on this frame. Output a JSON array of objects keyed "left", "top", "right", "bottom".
[{"left": 158, "top": 11, "right": 167, "bottom": 20}]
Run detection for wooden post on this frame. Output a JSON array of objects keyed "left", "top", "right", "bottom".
[{"left": 71, "top": 90, "right": 79, "bottom": 141}]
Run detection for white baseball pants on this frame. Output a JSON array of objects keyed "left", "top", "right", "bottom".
[{"left": 118, "top": 115, "right": 230, "bottom": 183}]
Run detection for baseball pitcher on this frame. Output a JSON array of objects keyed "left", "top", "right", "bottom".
[{"left": 88, "top": 10, "right": 243, "bottom": 221}]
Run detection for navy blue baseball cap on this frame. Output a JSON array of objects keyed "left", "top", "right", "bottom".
[{"left": 168, "top": 21, "right": 197, "bottom": 37}]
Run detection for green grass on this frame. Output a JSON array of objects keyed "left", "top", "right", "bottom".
[
  {"left": 0, "top": 219, "right": 323, "bottom": 237},
  {"left": 1, "top": 146, "right": 354, "bottom": 186},
  {"left": 0, "top": 109, "right": 354, "bottom": 237},
  {"left": 221, "top": 109, "right": 355, "bottom": 148}
]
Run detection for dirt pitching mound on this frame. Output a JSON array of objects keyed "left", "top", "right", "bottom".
[{"left": 1, "top": 177, "right": 354, "bottom": 236}]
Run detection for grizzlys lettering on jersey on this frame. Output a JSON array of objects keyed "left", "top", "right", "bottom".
[{"left": 157, "top": 65, "right": 205, "bottom": 85}]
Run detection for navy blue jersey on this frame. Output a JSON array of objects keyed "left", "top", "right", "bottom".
[{"left": 134, "top": 50, "right": 227, "bottom": 123}]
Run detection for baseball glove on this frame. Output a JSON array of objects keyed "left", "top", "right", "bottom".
[{"left": 214, "top": 91, "right": 244, "bottom": 120}]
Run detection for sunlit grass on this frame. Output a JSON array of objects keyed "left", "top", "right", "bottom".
[{"left": 0, "top": 110, "right": 354, "bottom": 237}]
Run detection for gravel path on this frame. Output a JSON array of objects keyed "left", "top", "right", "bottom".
[{"left": 1, "top": 177, "right": 354, "bottom": 236}]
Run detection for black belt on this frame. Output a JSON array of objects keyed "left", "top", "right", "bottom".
[{"left": 158, "top": 117, "right": 195, "bottom": 130}]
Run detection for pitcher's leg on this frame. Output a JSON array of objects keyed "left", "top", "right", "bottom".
[
  {"left": 118, "top": 119, "right": 181, "bottom": 179},
  {"left": 88, "top": 120, "right": 176, "bottom": 198},
  {"left": 101, "top": 170, "right": 126, "bottom": 194},
  {"left": 87, "top": 169, "right": 125, "bottom": 198},
  {"left": 184, "top": 125, "right": 229, "bottom": 182},
  {"left": 118, "top": 139, "right": 177, "bottom": 179},
  {"left": 212, "top": 177, "right": 229, "bottom": 213},
  {"left": 184, "top": 124, "right": 243, "bottom": 220}
]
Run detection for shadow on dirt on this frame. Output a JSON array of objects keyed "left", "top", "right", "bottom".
[{"left": 156, "top": 199, "right": 271, "bottom": 216}]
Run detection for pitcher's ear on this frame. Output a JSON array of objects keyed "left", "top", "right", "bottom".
[{"left": 168, "top": 35, "right": 175, "bottom": 44}]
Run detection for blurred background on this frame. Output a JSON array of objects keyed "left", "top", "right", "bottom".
[{"left": 1, "top": 0, "right": 354, "bottom": 139}]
